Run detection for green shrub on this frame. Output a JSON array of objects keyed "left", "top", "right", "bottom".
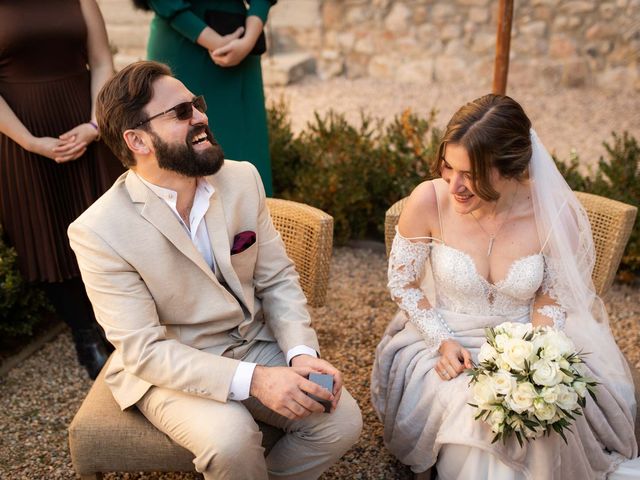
[
  {"left": 292, "top": 110, "right": 381, "bottom": 243},
  {"left": 0, "top": 228, "right": 52, "bottom": 337},
  {"left": 268, "top": 97, "right": 303, "bottom": 198},
  {"left": 372, "top": 110, "right": 440, "bottom": 236},
  {"left": 555, "top": 131, "right": 640, "bottom": 273},
  {"left": 269, "top": 102, "right": 440, "bottom": 243}
]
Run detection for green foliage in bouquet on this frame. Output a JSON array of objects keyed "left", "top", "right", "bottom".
[
  {"left": 555, "top": 132, "right": 640, "bottom": 273},
  {"left": 268, "top": 101, "right": 440, "bottom": 244},
  {"left": 0, "top": 227, "right": 52, "bottom": 337}
]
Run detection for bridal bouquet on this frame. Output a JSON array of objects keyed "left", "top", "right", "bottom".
[{"left": 467, "top": 322, "right": 597, "bottom": 446}]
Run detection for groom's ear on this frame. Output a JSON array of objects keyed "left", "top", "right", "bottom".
[{"left": 123, "top": 129, "right": 151, "bottom": 156}]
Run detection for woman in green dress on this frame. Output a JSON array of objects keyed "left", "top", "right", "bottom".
[{"left": 138, "top": 0, "right": 275, "bottom": 195}]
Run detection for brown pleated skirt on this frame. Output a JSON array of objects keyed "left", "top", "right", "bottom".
[{"left": 0, "top": 70, "right": 124, "bottom": 282}]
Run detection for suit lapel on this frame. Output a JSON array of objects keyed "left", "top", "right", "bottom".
[
  {"left": 125, "top": 171, "right": 218, "bottom": 284},
  {"left": 204, "top": 190, "right": 246, "bottom": 305}
]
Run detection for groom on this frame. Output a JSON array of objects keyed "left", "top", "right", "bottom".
[{"left": 68, "top": 61, "right": 362, "bottom": 479}]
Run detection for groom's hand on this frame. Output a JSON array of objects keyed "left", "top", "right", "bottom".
[
  {"left": 249, "top": 365, "right": 334, "bottom": 419},
  {"left": 290, "top": 355, "right": 343, "bottom": 412}
]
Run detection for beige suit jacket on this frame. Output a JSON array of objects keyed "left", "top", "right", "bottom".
[{"left": 68, "top": 160, "right": 320, "bottom": 410}]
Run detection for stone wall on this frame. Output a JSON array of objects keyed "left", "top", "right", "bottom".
[{"left": 268, "top": 0, "right": 640, "bottom": 89}]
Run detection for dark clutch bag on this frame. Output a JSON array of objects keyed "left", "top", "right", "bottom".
[{"left": 205, "top": 10, "right": 266, "bottom": 56}]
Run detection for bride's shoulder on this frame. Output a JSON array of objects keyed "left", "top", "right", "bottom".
[
  {"left": 406, "top": 179, "right": 445, "bottom": 210},
  {"left": 397, "top": 179, "right": 442, "bottom": 236}
]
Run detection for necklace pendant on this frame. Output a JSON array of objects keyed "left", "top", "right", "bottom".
[{"left": 487, "top": 237, "right": 495, "bottom": 257}]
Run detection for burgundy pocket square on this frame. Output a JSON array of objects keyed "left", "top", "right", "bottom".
[{"left": 231, "top": 231, "right": 256, "bottom": 255}]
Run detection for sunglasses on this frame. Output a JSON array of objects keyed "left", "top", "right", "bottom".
[{"left": 134, "top": 95, "right": 207, "bottom": 128}]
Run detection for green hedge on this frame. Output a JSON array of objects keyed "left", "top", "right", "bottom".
[
  {"left": 0, "top": 227, "right": 52, "bottom": 338},
  {"left": 270, "top": 99, "right": 441, "bottom": 244},
  {"left": 269, "top": 101, "right": 639, "bottom": 273},
  {"left": 554, "top": 132, "right": 640, "bottom": 272}
]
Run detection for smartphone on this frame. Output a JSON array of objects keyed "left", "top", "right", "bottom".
[{"left": 307, "top": 373, "right": 334, "bottom": 413}]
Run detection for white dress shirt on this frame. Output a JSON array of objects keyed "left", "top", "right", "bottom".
[{"left": 135, "top": 172, "right": 317, "bottom": 401}]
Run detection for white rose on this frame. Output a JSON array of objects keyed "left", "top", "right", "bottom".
[
  {"left": 573, "top": 381, "right": 587, "bottom": 398},
  {"left": 540, "top": 386, "right": 559, "bottom": 404},
  {"left": 495, "top": 322, "right": 515, "bottom": 336},
  {"left": 491, "top": 371, "right": 516, "bottom": 396},
  {"left": 533, "top": 399, "right": 557, "bottom": 422},
  {"left": 494, "top": 333, "right": 510, "bottom": 351},
  {"left": 532, "top": 358, "right": 564, "bottom": 387},
  {"left": 506, "top": 382, "right": 536, "bottom": 414},
  {"left": 488, "top": 408, "right": 506, "bottom": 433},
  {"left": 478, "top": 343, "right": 498, "bottom": 363},
  {"left": 509, "top": 322, "right": 533, "bottom": 339},
  {"left": 556, "top": 384, "right": 579, "bottom": 411},
  {"left": 558, "top": 358, "right": 574, "bottom": 383},
  {"left": 532, "top": 333, "right": 547, "bottom": 356},
  {"left": 473, "top": 376, "right": 497, "bottom": 409},
  {"left": 541, "top": 331, "right": 574, "bottom": 360},
  {"left": 502, "top": 338, "right": 535, "bottom": 372},
  {"left": 497, "top": 356, "right": 512, "bottom": 372}
]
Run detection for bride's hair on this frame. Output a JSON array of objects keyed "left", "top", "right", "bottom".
[{"left": 436, "top": 94, "right": 532, "bottom": 202}]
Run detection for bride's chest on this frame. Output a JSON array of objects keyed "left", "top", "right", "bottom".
[{"left": 430, "top": 244, "right": 545, "bottom": 311}]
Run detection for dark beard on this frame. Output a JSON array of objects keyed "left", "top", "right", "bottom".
[{"left": 150, "top": 125, "right": 224, "bottom": 177}]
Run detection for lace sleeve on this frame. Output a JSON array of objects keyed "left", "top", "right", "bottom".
[
  {"left": 388, "top": 232, "right": 453, "bottom": 352},
  {"left": 538, "top": 256, "right": 567, "bottom": 330}
]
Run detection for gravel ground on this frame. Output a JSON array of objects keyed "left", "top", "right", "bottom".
[
  {"left": 1, "top": 246, "right": 638, "bottom": 479},
  {"left": 266, "top": 77, "right": 640, "bottom": 169}
]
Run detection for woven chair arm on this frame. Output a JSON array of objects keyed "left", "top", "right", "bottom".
[
  {"left": 574, "top": 192, "right": 637, "bottom": 296},
  {"left": 266, "top": 198, "right": 334, "bottom": 308},
  {"left": 384, "top": 197, "right": 409, "bottom": 257}
]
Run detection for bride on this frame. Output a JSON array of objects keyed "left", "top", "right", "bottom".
[{"left": 371, "top": 94, "right": 637, "bottom": 479}]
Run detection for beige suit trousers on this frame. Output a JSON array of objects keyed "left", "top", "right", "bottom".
[{"left": 136, "top": 341, "right": 362, "bottom": 480}]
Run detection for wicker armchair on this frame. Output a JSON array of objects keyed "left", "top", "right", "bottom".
[
  {"left": 68, "top": 199, "right": 333, "bottom": 480},
  {"left": 384, "top": 191, "right": 639, "bottom": 444}
]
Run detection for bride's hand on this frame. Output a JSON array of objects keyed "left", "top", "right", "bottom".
[{"left": 436, "top": 340, "right": 473, "bottom": 381}]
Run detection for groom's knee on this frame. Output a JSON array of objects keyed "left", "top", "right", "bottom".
[
  {"left": 195, "top": 419, "right": 267, "bottom": 478},
  {"left": 325, "top": 388, "right": 363, "bottom": 453}
]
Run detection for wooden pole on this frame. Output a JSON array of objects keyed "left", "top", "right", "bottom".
[{"left": 492, "top": 0, "right": 514, "bottom": 95}]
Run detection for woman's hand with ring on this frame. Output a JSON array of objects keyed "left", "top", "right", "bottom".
[{"left": 436, "top": 339, "right": 473, "bottom": 381}]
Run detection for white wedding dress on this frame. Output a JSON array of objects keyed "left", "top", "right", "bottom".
[{"left": 371, "top": 189, "right": 637, "bottom": 479}]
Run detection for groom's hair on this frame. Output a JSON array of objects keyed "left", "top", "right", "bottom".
[
  {"left": 436, "top": 94, "right": 532, "bottom": 202},
  {"left": 96, "top": 61, "right": 172, "bottom": 168}
]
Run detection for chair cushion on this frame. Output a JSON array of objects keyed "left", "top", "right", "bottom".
[{"left": 69, "top": 365, "right": 283, "bottom": 475}]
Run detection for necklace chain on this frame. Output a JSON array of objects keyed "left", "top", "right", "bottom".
[{"left": 469, "top": 184, "right": 519, "bottom": 257}]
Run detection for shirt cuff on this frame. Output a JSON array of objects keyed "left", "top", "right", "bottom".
[
  {"left": 286, "top": 345, "right": 318, "bottom": 365},
  {"left": 228, "top": 361, "right": 257, "bottom": 401}
]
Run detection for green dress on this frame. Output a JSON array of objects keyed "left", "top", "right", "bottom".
[{"left": 147, "top": 0, "right": 273, "bottom": 196}]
